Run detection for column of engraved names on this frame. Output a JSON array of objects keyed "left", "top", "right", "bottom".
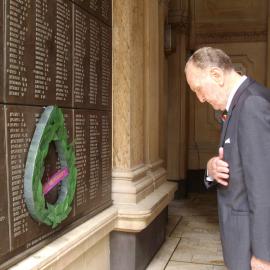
[
  {"left": 101, "top": 114, "right": 111, "bottom": 196},
  {"left": 7, "top": 0, "right": 30, "bottom": 98},
  {"left": 34, "top": 0, "right": 52, "bottom": 100},
  {"left": 101, "top": 0, "right": 111, "bottom": 23},
  {"left": 74, "top": 8, "right": 87, "bottom": 105},
  {"left": 89, "top": 17, "right": 99, "bottom": 106},
  {"left": 101, "top": 25, "right": 111, "bottom": 107},
  {"left": 89, "top": 113, "right": 100, "bottom": 200},
  {"left": 55, "top": 0, "right": 72, "bottom": 102},
  {"left": 0, "top": 107, "right": 9, "bottom": 257},
  {"left": 75, "top": 113, "right": 87, "bottom": 206},
  {"left": 7, "top": 111, "right": 31, "bottom": 239},
  {"left": 89, "top": 0, "right": 99, "bottom": 12}
]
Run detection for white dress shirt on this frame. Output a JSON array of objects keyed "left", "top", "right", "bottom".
[{"left": 226, "top": 75, "right": 247, "bottom": 112}]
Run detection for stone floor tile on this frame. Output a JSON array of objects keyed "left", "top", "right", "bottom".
[
  {"left": 171, "top": 243, "right": 222, "bottom": 263},
  {"left": 170, "top": 249, "right": 193, "bottom": 262},
  {"left": 171, "top": 227, "right": 220, "bottom": 241},
  {"left": 166, "top": 215, "right": 182, "bottom": 237},
  {"left": 165, "top": 261, "right": 214, "bottom": 270},
  {"left": 181, "top": 231, "right": 220, "bottom": 241},
  {"left": 146, "top": 238, "right": 180, "bottom": 270},
  {"left": 213, "top": 265, "right": 227, "bottom": 270},
  {"left": 174, "top": 217, "right": 219, "bottom": 233},
  {"left": 146, "top": 260, "right": 168, "bottom": 270},
  {"left": 171, "top": 241, "right": 224, "bottom": 266},
  {"left": 183, "top": 215, "right": 218, "bottom": 223},
  {"left": 192, "top": 252, "right": 224, "bottom": 266},
  {"left": 176, "top": 239, "right": 220, "bottom": 253},
  {"left": 197, "top": 238, "right": 222, "bottom": 249}
]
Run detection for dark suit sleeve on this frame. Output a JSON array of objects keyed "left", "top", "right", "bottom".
[{"left": 239, "top": 95, "right": 270, "bottom": 261}]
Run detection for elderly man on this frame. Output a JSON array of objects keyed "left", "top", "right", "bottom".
[{"left": 185, "top": 47, "right": 270, "bottom": 270}]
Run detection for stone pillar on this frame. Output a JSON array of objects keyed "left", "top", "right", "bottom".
[
  {"left": 112, "top": 0, "right": 154, "bottom": 205},
  {"left": 111, "top": 1, "right": 177, "bottom": 269},
  {"left": 112, "top": 0, "right": 177, "bottom": 231},
  {"left": 159, "top": 0, "right": 169, "bottom": 167},
  {"left": 144, "top": 0, "right": 167, "bottom": 188},
  {"left": 167, "top": 1, "right": 189, "bottom": 183}
]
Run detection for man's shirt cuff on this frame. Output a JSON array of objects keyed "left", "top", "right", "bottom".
[{"left": 206, "top": 171, "right": 214, "bottom": 182}]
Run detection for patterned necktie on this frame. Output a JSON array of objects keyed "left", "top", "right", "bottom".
[{"left": 221, "top": 110, "right": 228, "bottom": 122}]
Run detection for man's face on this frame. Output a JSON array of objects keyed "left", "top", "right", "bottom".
[{"left": 186, "top": 63, "right": 225, "bottom": 111}]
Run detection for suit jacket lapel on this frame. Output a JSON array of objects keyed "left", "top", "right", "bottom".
[{"left": 219, "top": 77, "right": 255, "bottom": 146}]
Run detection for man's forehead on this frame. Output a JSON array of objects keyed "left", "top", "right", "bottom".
[
  {"left": 186, "top": 64, "right": 201, "bottom": 82},
  {"left": 186, "top": 62, "right": 201, "bottom": 74}
]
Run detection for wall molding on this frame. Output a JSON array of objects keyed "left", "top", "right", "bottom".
[
  {"left": 168, "top": 7, "right": 189, "bottom": 33},
  {"left": 159, "top": 0, "right": 170, "bottom": 6},
  {"left": 196, "top": 30, "right": 267, "bottom": 44}
]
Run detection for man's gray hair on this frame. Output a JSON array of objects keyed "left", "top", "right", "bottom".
[{"left": 186, "top": 47, "right": 234, "bottom": 71}]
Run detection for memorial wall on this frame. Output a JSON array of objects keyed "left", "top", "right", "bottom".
[{"left": 0, "top": 0, "right": 112, "bottom": 268}]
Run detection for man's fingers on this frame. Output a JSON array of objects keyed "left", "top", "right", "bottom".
[
  {"left": 216, "top": 159, "right": 229, "bottom": 168},
  {"left": 215, "top": 172, "right": 229, "bottom": 186},
  {"left": 207, "top": 153, "right": 230, "bottom": 185},
  {"left": 218, "top": 147, "right": 224, "bottom": 159},
  {"left": 217, "top": 172, "right": 229, "bottom": 179},
  {"left": 217, "top": 166, "right": 229, "bottom": 174},
  {"left": 207, "top": 150, "right": 230, "bottom": 186},
  {"left": 215, "top": 178, "right": 228, "bottom": 186},
  {"left": 208, "top": 163, "right": 229, "bottom": 179}
]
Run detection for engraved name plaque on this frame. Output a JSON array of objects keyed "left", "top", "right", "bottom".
[
  {"left": 74, "top": 0, "right": 112, "bottom": 26},
  {"left": 5, "top": 0, "right": 73, "bottom": 107},
  {"left": 0, "top": 0, "right": 112, "bottom": 268}
]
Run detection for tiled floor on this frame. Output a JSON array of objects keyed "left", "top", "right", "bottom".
[{"left": 146, "top": 193, "right": 227, "bottom": 270}]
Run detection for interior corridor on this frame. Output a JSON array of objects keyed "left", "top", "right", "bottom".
[{"left": 146, "top": 192, "right": 226, "bottom": 270}]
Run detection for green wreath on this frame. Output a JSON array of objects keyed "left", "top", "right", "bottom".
[{"left": 24, "top": 106, "right": 77, "bottom": 228}]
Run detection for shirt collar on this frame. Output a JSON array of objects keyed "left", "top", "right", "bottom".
[{"left": 226, "top": 75, "right": 247, "bottom": 112}]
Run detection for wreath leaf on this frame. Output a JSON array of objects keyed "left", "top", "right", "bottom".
[{"left": 24, "top": 106, "right": 77, "bottom": 228}]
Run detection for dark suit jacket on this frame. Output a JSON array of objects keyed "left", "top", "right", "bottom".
[{"left": 206, "top": 77, "right": 270, "bottom": 270}]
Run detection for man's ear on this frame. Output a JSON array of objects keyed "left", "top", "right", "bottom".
[{"left": 209, "top": 67, "right": 224, "bottom": 86}]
